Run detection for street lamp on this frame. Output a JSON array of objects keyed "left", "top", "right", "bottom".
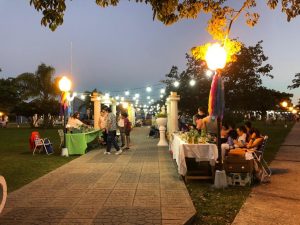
[
  {"left": 281, "top": 101, "right": 288, "bottom": 128},
  {"left": 205, "top": 43, "right": 227, "bottom": 163},
  {"left": 58, "top": 76, "right": 71, "bottom": 153}
]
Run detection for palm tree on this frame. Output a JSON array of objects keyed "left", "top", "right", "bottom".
[{"left": 16, "top": 63, "right": 59, "bottom": 101}]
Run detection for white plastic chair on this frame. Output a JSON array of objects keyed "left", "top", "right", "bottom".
[{"left": 33, "top": 138, "right": 52, "bottom": 155}]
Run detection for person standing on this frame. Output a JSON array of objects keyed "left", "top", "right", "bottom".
[
  {"left": 117, "top": 113, "right": 125, "bottom": 148},
  {"left": 104, "top": 107, "right": 122, "bottom": 155},
  {"left": 98, "top": 109, "right": 108, "bottom": 145},
  {"left": 122, "top": 112, "right": 131, "bottom": 150}
]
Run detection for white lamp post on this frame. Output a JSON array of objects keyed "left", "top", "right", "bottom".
[{"left": 58, "top": 76, "right": 71, "bottom": 156}]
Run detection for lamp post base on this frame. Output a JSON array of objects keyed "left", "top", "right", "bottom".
[{"left": 61, "top": 148, "right": 69, "bottom": 157}]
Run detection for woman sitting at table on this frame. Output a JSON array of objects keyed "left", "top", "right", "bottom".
[
  {"left": 228, "top": 128, "right": 264, "bottom": 156},
  {"left": 67, "top": 112, "right": 88, "bottom": 130}
]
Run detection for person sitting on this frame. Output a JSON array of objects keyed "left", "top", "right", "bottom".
[
  {"left": 246, "top": 128, "right": 264, "bottom": 150},
  {"left": 233, "top": 126, "right": 247, "bottom": 148},
  {"left": 67, "top": 112, "right": 88, "bottom": 130},
  {"left": 244, "top": 121, "right": 252, "bottom": 142},
  {"left": 220, "top": 123, "right": 231, "bottom": 144},
  {"left": 228, "top": 127, "right": 264, "bottom": 157}
]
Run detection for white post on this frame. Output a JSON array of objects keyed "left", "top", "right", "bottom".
[
  {"left": 157, "top": 125, "right": 168, "bottom": 146},
  {"left": 91, "top": 92, "right": 101, "bottom": 129},
  {"left": 166, "top": 98, "right": 171, "bottom": 133},
  {"left": 169, "top": 92, "right": 180, "bottom": 135},
  {"left": 112, "top": 100, "right": 117, "bottom": 116}
]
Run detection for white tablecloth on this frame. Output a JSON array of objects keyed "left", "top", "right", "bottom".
[{"left": 170, "top": 134, "right": 218, "bottom": 176}]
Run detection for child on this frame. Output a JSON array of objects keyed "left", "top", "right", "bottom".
[{"left": 122, "top": 112, "right": 131, "bottom": 150}]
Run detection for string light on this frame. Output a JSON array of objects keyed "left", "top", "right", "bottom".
[
  {"left": 160, "top": 89, "right": 165, "bottom": 94},
  {"left": 125, "top": 91, "right": 130, "bottom": 96},
  {"left": 135, "top": 93, "right": 140, "bottom": 98},
  {"left": 80, "top": 94, "right": 85, "bottom": 100},
  {"left": 146, "top": 87, "right": 152, "bottom": 92},
  {"left": 189, "top": 79, "right": 196, "bottom": 86},
  {"left": 206, "top": 70, "right": 213, "bottom": 77},
  {"left": 173, "top": 81, "right": 180, "bottom": 87},
  {"left": 115, "top": 96, "right": 120, "bottom": 100},
  {"left": 147, "top": 96, "right": 150, "bottom": 99}
]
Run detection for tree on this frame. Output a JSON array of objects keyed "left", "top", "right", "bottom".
[
  {"left": 15, "top": 63, "right": 60, "bottom": 101},
  {"left": 162, "top": 54, "right": 211, "bottom": 114},
  {"left": 0, "top": 77, "right": 22, "bottom": 113},
  {"left": 288, "top": 73, "right": 300, "bottom": 89},
  {"left": 30, "top": 0, "right": 300, "bottom": 39},
  {"left": 162, "top": 41, "right": 293, "bottom": 115}
]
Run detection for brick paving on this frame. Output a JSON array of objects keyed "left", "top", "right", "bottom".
[{"left": 0, "top": 127, "right": 196, "bottom": 225}]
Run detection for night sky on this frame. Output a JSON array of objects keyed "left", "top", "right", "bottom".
[{"left": 0, "top": 1, "right": 299, "bottom": 103}]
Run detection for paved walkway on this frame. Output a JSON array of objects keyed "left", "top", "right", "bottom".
[
  {"left": 0, "top": 127, "right": 196, "bottom": 225},
  {"left": 233, "top": 122, "right": 300, "bottom": 225}
]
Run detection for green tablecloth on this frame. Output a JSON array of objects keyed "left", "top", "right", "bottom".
[{"left": 66, "top": 129, "right": 101, "bottom": 155}]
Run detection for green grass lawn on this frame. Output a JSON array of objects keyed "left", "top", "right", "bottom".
[
  {"left": 0, "top": 127, "right": 77, "bottom": 192},
  {"left": 188, "top": 121, "right": 294, "bottom": 225}
]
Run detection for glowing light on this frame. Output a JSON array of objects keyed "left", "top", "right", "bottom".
[
  {"left": 135, "top": 93, "right": 140, "bottom": 98},
  {"left": 0, "top": 112, "right": 3, "bottom": 116},
  {"left": 205, "top": 43, "right": 227, "bottom": 70},
  {"left": 173, "top": 81, "right": 180, "bottom": 87},
  {"left": 189, "top": 79, "right": 196, "bottom": 86},
  {"left": 281, "top": 101, "right": 288, "bottom": 108},
  {"left": 104, "top": 93, "right": 110, "bottom": 99},
  {"left": 206, "top": 70, "right": 214, "bottom": 77},
  {"left": 146, "top": 87, "right": 152, "bottom": 92},
  {"left": 160, "top": 89, "right": 165, "bottom": 94},
  {"left": 58, "top": 76, "right": 71, "bottom": 92},
  {"left": 160, "top": 95, "right": 163, "bottom": 98},
  {"left": 73, "top": 92, "right": 77, "bottom": 97},
  {"left": 289, "top": 107, "right": 294, "bottom": 111},
  {"left": 80, "top": 95, "right": 85, "bottom": 100},
  {"left": 292, "top": 109, "right": 297, "bottom": 114},
  {"left": 123, "top": 102, "right": 128, "bottom": 109},
  {"left": 121, "top": 97, "right": 125, "bottom": 101},
  {"left": 115, "top": 96, "right": 120, "bottom": 100},
  {"left": 147, "top": 96, "right": 150, "bottom": 100},
  {"left": 125, "top": 91, "right": 130, "bottom": 96}
]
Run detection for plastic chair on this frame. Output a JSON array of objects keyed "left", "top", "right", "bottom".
[
  {"left": 252, "top": 136, "right": 272, "bottom": 181},
  {"left": 33, "top": 138, "right": 53, "bottom": 155}
]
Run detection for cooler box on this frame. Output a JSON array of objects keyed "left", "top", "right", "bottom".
[{"left": 224, "top": 156, "right": 254, "bottom": 173}]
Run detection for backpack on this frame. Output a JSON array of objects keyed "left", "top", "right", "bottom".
[{"left": 43, "top": 138, "right": 54, "bottom": 154}]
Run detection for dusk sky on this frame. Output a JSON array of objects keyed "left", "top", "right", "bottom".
[{"left": 0, "top": 1, "right": 299, "bottom": 103}]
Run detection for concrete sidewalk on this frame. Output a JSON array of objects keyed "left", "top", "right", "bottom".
[
  {"left": 0, "top": 127, "right": 196, "bottom": 225},
  {"left": 233, "top": 122, "right": 300, "bottom": 225}
]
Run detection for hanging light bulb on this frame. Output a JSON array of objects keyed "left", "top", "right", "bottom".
[
  {"left": 189, "top": 79, "right": 196, "bottom": 86},
  {"left": 146, "top": 87, "right": 152, "bottom": 92},
  {"left": 80, "top": 94, "right": 85, "bottom": 100},
  {"left": 147, "top": 96, "right": 150, "bottom": 100},
  {"left": 121, "top": 97, "right": 125, "bottom": 101},
  {"left": 160, "top": 95, "right": 163, "bottom": 98},
  {"left": 115, "top": 96, "right": 120, "bottom": 100},
  {"left": 125, "top": 90, "right": 130, "bottom": 96},
  {"left": 160, "top": 89, "right": 165, "bottom": 94}
]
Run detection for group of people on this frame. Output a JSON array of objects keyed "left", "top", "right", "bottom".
[
  {"left": 98, "top": 107, "right": 132, "bottom": 155},
  {"left": 221, "top": 121, "right": 264, "bottom": 159},
  {"left": 66, "top": 107, "right": 132, "bottom": 155},
  {"left": 0, "top": 115, "right": 8, "bottom": 128},
  {"left": 180, "top": 107, "right": 264, "bottom": 159}
]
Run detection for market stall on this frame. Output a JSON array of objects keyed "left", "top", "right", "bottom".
[
  {"left": 170, "top": 132, "right": 218, "bottom": 181},
  {"left": 66, "top": 129, "right": 101, "bottom": 155}
]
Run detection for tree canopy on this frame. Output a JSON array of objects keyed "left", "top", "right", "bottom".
[
  {"left": 30, "top": 0, "right": 300, "bottom": 40},
  {"left": 162, "top": 41, "right": 293, "bottom": 114},
  {"left": 288, "top": 73, "right": 300, "bottom": 89}
]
